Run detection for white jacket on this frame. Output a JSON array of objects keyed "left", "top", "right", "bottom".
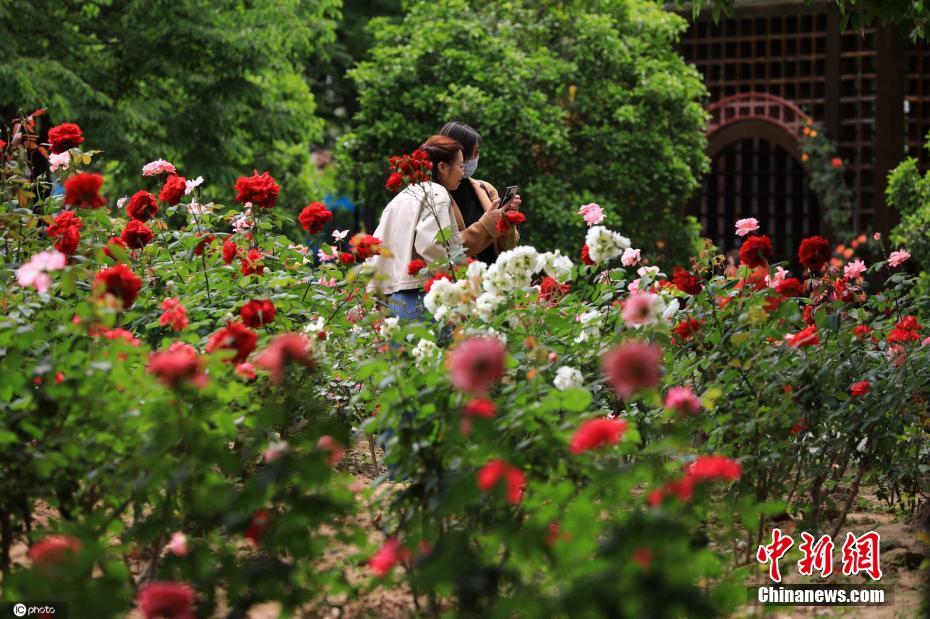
[{"left": 368, "top": 182, "right": 466, "bottom": 294}]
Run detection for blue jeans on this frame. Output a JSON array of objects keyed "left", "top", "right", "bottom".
[{"left": 387, "top": 289, "right": 426, "bottom": 320}]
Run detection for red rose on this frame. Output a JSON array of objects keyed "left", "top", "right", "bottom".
[
  {"left": 48, "top": 123, "right": 84, "bottom": 154},
  {"left": 580, "top": 244, "right": 594, "bottom": 265},
  {"left": 94, "top": 264, "right": 143, "bottom": 309},
  {"left": 601, "top": 341, "right": 663, "bottom": 399},
  {"left": 853, "top": 324, "right": 873, "bottom": 340},
  {"left": 103, "top": 236, "right": 128, "bottom": 261},
  {"left": 798, "top": 236, "right": 832, "bottom": 271},
  {"left": 0, "top": 139, "right": 6, "bottom": 150},
  {"left": 159, "top": 298, "right": 189, "bottom": 332},
  {"left": 407, "top": 259, "right": 427, "bottom": 276},
  {"left": 832, "top": 157, "right": 843, "bottom": 169},
  {"left": 350, "top": 233, "right": 381, "bottom": 260},
  {"left": 850, "top": 380, "right": 871, "bottom": 397},
  {"left": 222, "top": 238, "right": 238, "bottom": 264},
  {"left": 685, "top": 455, "right": 742, "bottom": 482},
  {"left": 671, "top": 267, "right": 702, "bottom": 295},
  {"left": 775, "top": 277, "right": 805, "bottom": 298},
  {"left": 477, "top": 459, "right": 526, "bottom": 504},
  {"left": 463, "top": 398, "right": 496, "bottom": 419},
  {"left": 194, "top": 233, "right": 215, "bottom": 256},
  {"left": 158, "top": 174, "right": 187, "bottom": 206},
  {"left": 148, "top": 342, "right": 206, "bottom": 389},
  {"left": 538, "top": 276, "right": 570, "bottom": 306},
  {"left": 28, "top": 535, "right": 82, "bottom": 569},
  {"left": 240, "top": 248, "right": 264, "bottom": 276},
  {"left": 206, "top": 321, "right": 258, "bottom": 364},
  {"left": 255, "top": 333, "right": 315, "bottom": 383},
  {"left": 240, "top": 299, "right": 275, "bottom": 327},
  {"left": 121, "top": 219, "right": 154, "bottom": 249},
  {"left": 136, "top": 581, "right": 197, "bottom": 619},
  {"left": 385, "top": 172, "right": 403, "bottom": 192},
  {"left": 496, "top": 210, "right": 526, "bottom": 233},
  {"left": 298, "top": 201, "right": 333, "bottom": 234},
  {"left": 47, "top": 210, "right": 83, "bottom": 255},
  {"left": 339, "top": 252, "right": 355, "bottom": 265},
  {"left": 673, "top": 318, "right": 704, "bottom": 342},
  {"left": 63, "top": 172, "right": 106, "bottom": 208},
  {"left": 787, "top": 324, "right": 820, "bottom": 348},
  {"left": 126, "top": 190, "right": 160, "bottom": 221},
  {"left": 569, "top": 418, "right": 628, "bottom": 454},
  {"left": 234, "top": 171, "right": 279, "bottom": 209},
  {"left": 896, "top": 315, "right": 922, "bottom": 332},
  {"left": 739, "top": 235, "right": 774, "bottom": 268}
]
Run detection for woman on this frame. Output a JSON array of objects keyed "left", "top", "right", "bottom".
[
  {"left": 369, "top": 135, "right": 511, "bottom": 319},
  {"left": 439, "top": 121, "right": 522, "bottom": 264}
]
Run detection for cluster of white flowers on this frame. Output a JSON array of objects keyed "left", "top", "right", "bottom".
[
  {"left": 378, "top": 316, "right": 399, "bottom": 339},
  {"left": 537, "top": 250, "right": 574, "bottom": 282},
  {"left": 423, "top": 276, "right": 472, "bottom": 322},
  {"left": 575, "top": 309, "right": 602, "bottom": 343},
  {"left": 484, "top": 246, "right": 540, "bottom": 295},
  {"left": 410, "top": 338, "right": 441, "bottom": 369},
  {"left": 584, "top": 226, "right": 630, "bottom": 263},
  {"left": 553, "top": 366, "right": 583, "bottom": 391}
]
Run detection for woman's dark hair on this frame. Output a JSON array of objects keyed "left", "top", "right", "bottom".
[
  {"left": 419, "top": 135, "right": 462, "bottom": 170},
  {"left": 439, "top": 121, "right": 481, "bottom": 160}
]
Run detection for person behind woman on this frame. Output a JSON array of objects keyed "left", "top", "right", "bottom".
[
  {"left": 369, "top": 135, "right": 512, "bottom": 319},
  {"left": 439, "top": 121, "right": 522, "bottom": 264}
]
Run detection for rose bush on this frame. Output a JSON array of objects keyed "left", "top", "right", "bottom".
[{"left": 1, "top": 114, "right": 927, "bottom": 616}]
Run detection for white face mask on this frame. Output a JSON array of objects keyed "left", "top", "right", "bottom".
[{"left": 464, "top": 156, "right": 479, "bottom": 178}]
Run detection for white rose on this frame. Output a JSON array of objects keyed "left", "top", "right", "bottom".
[{"left": 553, "top": 366, "right": 583, "bottom": 391}]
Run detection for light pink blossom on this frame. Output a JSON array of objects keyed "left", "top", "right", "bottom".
[
  {"left": 622, "top": 291, "right": 657, "bottom": 327},
  {"left": 447, "top": 337, "right": 506, "bottom": 393},
  {"left": 627, "top": 278, "right": 641, "bottom": 292},
  {"left": 116, "top": 196, "right": 128, "bottom": 209},
  {"left": 184, "top": 176, "right": 204, "bottom": 195},
  {"left": 577, "top": 203, "right": 605, "bottom": 226},
  {"left": 141, "top": 159, "right": 177, "bottom": 176},
  {"left": 873, "top": 232, "right": 881, "bottom": 241},
  {"left": 922, "top": 336, "right": 930, "bottom": 346},
  {"left": 621, "top": 247, "right": 641, "bottom": 267},
  {"left": 167, "top": 532, "right": 188, "bottom": 557},
  {"left": 664, "top": 386, "right": 701, "bottom": 415},
  {"left": 332, "top": 229, "right": 349, "bottom": 241},
  {"left": 317, "top": 248, "right": 338, "bottom": 263},
  {"left": 888, "top": 250, "right": 910, "bottom": 268},
  {"left": 735, "top": 218, "right": 760, "bottom": 237},
  {"left": 765, "top": 266, "right": 788, "bottom": 288},
  {"left": 49, "top": 151, "right": 71, "bottom": 172},
  {"left": 263, "top": 440, "right": 289, "bottom": 463},
  {"left": 16, "top": 250, "right": 67, "bottom": 293},
  {"left": 844, "top": 258, "right": 867, "bottom": 279},
  {"left": 318, "top": 277, "right": 338, "bottom": 287}
]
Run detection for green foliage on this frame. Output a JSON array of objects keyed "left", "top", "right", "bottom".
[
  {"left": 342, "top": 0, "right": 709, "bottom": 266},
  {"left": 887, "top": 150, "right": 930, "bottom": 270},
  {"left": 0, "top": 0, "right": 340, "bottom": 209},
  {"left": 799, "top": 122, "right": 854, "bottom": 242}
]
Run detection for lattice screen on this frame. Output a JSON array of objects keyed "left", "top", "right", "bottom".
[
  {"left": 905, "top": 40, "right": 930, "bottom": 169},
  {"left": 837, "top": 27, "right": 876, "bottom": 231}
]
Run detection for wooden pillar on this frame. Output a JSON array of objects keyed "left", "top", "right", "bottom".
[{"left": 874, "top": 25, "right": 906, "bottom": 238}]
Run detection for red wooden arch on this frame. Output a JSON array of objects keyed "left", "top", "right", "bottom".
[{"left": 706, "top": 93, "right": 811, "bottom": 161}]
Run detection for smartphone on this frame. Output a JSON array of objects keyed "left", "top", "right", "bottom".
[{"left": 498, "top": 185, "right": 519, "bottom": 210}]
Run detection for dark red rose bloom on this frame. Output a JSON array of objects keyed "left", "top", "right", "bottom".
[
  {"left": 244, "top": 510, "right": 271, "bottom": 547},
  {"left": 240, "top": 248, "right": 264, "bottom": 276},
  {"left": 798, "top": 236, "right": 832, "bottom": 271},
  {"left": 104, "top": 236, "right": 128, "bottom": 260},
  {"left": 222, "top": 238, "right": 238, "bottom": 265},
  {"left": 63, "top": 172, "right": 106, "bottom": 208},
  {"left": 339, "top": 251, "right": 355, "bottom": 265},
  {"left": 496, "top": 210, "right": 526, "bottom": 233},
  {"left": 194, "top": 233, "right": 215, "bottom": 256},
  {"left": 735, "top": 268, "right": 768, "bottom": 292},
  {"left": 0, "top": 139, "right": 6, "bottom": 150},
  {"left": 671, "top": 267, "right": 702, "bottom": 295},
  {"left": 673, "top": 317, "right": 704, "bottom": 342},
  {"left": 240, "top": 299, "right": 275, "bottom": 327},
  {"left": 126, "top": 190, "right": 160, "bottom": 221},
  {"left": 853, "top": 324, "right": 873, "bottom": 340},
  {"left": 580, "top": 244, "right": 594, "bottom": 265},
  {"left": 95, "top": 264, "right": 143, "bottom": 309},
  {"left": 850, "top": 380, "right": 871, "bottom": 397},
  {"left": 896, "top": 315, "right": 922, "bottom": 332},
  {"left": 739, "top": 235, "right": 774, "bottom": 268},
  {"left": 350, "top": 233, "right": 381, "bottom": 260},
  {"left": 121, "top": 219, "right": 154, "bottom": 249},
  {"left": 256, "top": 333, "right": 315, "bottom": 383},
  {"left": 802, "top": 304, "right": 816, "bottom": 325},
  {"left": 298, "top": 201, "right": 333, "bottom": 234},
  {"left": 685, "top": 455, "right": 742, "bottom": 482},
  {"left": 136, "top": 581, "right": 197, "bottom": 619},
  {"left": 47, "top": 210, "right": 83, "bottom": 255},
  {"left": 538, "top": 276, "right": 570, "bottom": 306},
  {"left": 234, "top": 171, "right": 279, "bottom": 209},
  {"left": 158, "top": 174, "right": 187, "bottom": 206},
  {"left": 29, "top": 535, "right": 82, "bottom": 569},
  {"left": 463, "top": 398, "right": 496, "bottom": 419},
  {"left": 147, "top": 342, "right": 206, "bottom": 389},
  {"left": 206, "top": 321, "right": 258, "bottom": 364},
  {"left": 569, "top": 418, "right": 628, "bottom": 454},
  {"left": 787, "top": 324, "right": 820, "bottom": 348},
  {"left": 48, "top": 123, "right": 84, "bottom": 154},
  {"left": 407, "top": 259, "right": 427, "bottom": 276},
  {"left": 887, "top": 328, "right": 920, "bottom": 344},
  {"left": 776, "top": 277, "right": 805, "bottom": 297},
  {"left": 385, "top": 172, "right": 403, "bottom": 192},
  {"left": 424, "top": 272, "right": 450, "bottom": 293},
  {"left": 477, "top": 459, "right": 526, "bottom": 504}
]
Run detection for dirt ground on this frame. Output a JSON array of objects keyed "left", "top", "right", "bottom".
[{"left": 6, "top": 437, "right": 927, "bottom": 618}]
